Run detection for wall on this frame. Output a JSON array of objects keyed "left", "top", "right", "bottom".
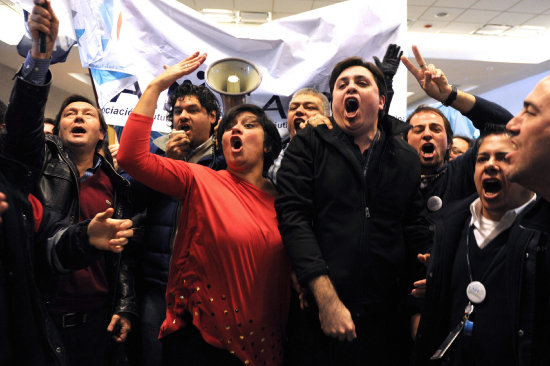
[
  {"left": 0, "top": 61, "right": 74, "bottom": 119},
  {"left": 478, "top": 70, "right": 550, "bottom": 116}
]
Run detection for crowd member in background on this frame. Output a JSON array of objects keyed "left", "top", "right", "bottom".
[
  {"left": 44, "top": 117, "right": 56, "bottom": 135},
  {"left": 126, "top": 82, "right": 224, "bottom": 366},
  {"left": 16, "top": 2, "right": 137, "bottom": 365},
  {"left": 401, "top": 46, "right": 513, "bottom": 215},
  {"left": 449, "top": 135, "right": 473, "bottom": 161},
  {"left": 276, "top": 56, "right": 430, "bottom": 366},
  {"left": 504, "top": 75, "right": 550, "bottom": 364},
  {"left": 118, "top": 54, "right": 290, "bottom": 366},
  {"left": 285, "top": 88, "right": 331, "bottom": 141},
  {"left": 267, "top": 88, "right": 329, "bottom": 184},
  {"left": 412, "top": 129, "right": 536, "bottom": 365}
]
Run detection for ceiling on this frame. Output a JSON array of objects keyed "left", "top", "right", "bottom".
[{"left": 1, "top": 0, "right": 550, "bottom": 109}]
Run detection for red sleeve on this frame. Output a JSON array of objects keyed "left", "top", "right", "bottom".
[
  {"left": 118, "top": 112, "right": 191, "bottom": 199},
  {"left": 27, "top": 193, "right": 43, "bottom": 233}
]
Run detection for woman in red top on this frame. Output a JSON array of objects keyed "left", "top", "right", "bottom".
[{"left": 118, "top": 53, "right": 290, "bottom": 366}]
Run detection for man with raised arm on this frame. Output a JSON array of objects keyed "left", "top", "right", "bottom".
[
  {"left": 11, "top": 2, "right": 137, "bottom": 365},
  {"left": 401, "top": 46, "right": 513, "bottom": 215}
]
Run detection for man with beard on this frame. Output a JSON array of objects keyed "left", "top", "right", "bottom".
[
  {"left": 402, "top": 46, "right": 512, "bottom": 215},
  {"left": 276, "top": 57, "right": 430, "bottom": 365}
]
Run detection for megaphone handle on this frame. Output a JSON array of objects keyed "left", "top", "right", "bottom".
[{"left": 38, "top": 2, "right": 48, "bottom": 54}]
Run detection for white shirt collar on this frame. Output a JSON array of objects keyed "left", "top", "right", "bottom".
[{"left": 469, "top": 194, "right": 536, "bottom": 249}]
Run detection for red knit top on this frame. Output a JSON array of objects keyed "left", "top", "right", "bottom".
[{"left": 119, "top": 113, "right": 290, "bottom": 366}]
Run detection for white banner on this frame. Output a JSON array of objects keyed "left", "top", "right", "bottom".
[{"left": 18, "top": 0, "right": 406, "bottom": 134}]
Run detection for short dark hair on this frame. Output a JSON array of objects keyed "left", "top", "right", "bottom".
[
  {"left": 453, "top": 134, "right": 474, "bottom": 148},
  {"left": 54, "top": 95, "right": 108, "bottom": 152},
  {"left": 166, "top": 82, "right": 221, "bottom": 134},
  {"left": 476, "top": 124, "right": 510, "bottom": 152},
  {"left": 329, "top": 57, "right": 387, "bottom": 120},
  {"left": 405, "top": 105, "right": 453, "bottom": 146},
  {"left": 216, "top": 104, "right": 281, "bottom": 174}
]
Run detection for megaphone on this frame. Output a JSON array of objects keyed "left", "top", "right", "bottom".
[{"left": 205, "top": 58, "right": 262, "bottom": 114}]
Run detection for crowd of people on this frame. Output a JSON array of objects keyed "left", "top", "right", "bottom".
[{"left": 2, "top": 1, "right": 550, "bottom": 366}]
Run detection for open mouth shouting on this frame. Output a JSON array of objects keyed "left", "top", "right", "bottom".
[
  {"left": 344, "top": 97, "right": 359, "bottom": 118},
  {"left": 230, "top": 136, "right": 243, "bottom": 152},
  {"left": 421, "top": 143, "right": 436, "bottom": 159},
  {"left": 71, "top": 126, "right": 87, "bottom": 135},
  {"left": 481, "top": 177, "right": 503, "bottom": 199}
]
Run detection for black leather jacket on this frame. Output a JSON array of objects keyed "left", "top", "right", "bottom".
[
  {"left": 0, "top": 73, "right": 130, "bottom": 365},
  {"left": 36, "top": 136, "right": 138, "bottom": 317}
]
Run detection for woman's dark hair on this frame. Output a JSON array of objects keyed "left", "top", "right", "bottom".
[
  {"left": 54, "top": 95, "right": 108, "bottom": 152},
  {"left": 328, "top": 57, "right": 388, "bottom": 121},
  {"left": 216, "top": 104, "right": 282, "bottom": 174},
  {"left": 475, "top": 124, "right": 510, "bottom": 151}
]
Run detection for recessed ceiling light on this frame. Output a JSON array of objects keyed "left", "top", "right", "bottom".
[
  {"left": 201, "top": 8, "right": 237, "bottom": 23},
  {"left": 474, "top": 24, "right": 512, "bottom": 36},
  {"left": 239, "top": 11, "right": 271, "bottom": 24}
]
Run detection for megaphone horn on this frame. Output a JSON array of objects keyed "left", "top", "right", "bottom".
[{"left": 205, "top": 58, "right": 262, "bottom": 114}]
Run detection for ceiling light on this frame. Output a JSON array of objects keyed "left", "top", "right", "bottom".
[
  {"left": 474, "top": 24, "right": 512, "bottom": 36},
  {"left": 239, "top": 11, "right": 271, "bottom": 24},
  {"left": 201, "top": 8, "right": 237, "bottom": 23}
]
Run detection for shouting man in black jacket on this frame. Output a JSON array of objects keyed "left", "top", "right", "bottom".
[{"left": 276, "top": 57, "right": 430, "bottom": 365}]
